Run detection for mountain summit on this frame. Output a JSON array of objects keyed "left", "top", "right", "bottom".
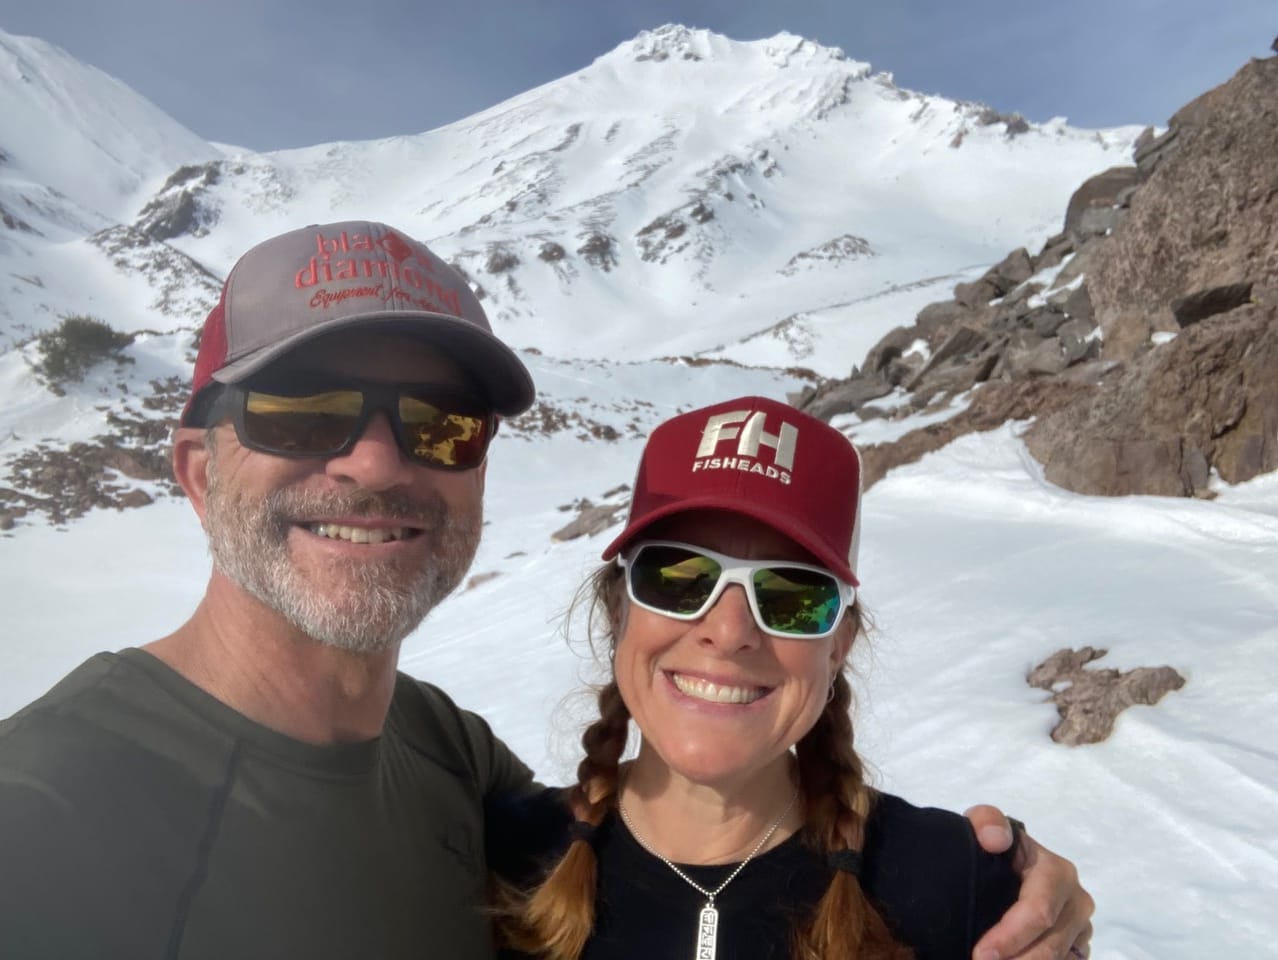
[
  {"left": 0, "top": 25, "right": 1139, "bottom": 360},
  {"left": 0, "top": 24, "right": 1141, "bottom": 528}
]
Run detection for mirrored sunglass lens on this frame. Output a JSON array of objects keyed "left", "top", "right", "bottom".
[
  {"left": 244, "top": 390, "right": 363, "bottom": 454},
  {"left": 752, "top": 567, "right": 842, "bottom": 635},
  {"left": 399, "top": 398, "right": 489, "bottom": 467},
  {"left": 631, "top": 547, "right": 722, "bottom": 616}
]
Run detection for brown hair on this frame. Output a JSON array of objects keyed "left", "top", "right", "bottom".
[{"left": 498, "top": 563, "right": 910, "bottom": 959}]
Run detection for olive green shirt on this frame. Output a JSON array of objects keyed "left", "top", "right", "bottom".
[{"left": 0, "top": 648, "right": 537, "bottom": 959}]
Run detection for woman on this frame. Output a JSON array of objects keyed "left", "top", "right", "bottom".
[{"left": 496, "top": 395, "right": 1085, "bottom": 959}]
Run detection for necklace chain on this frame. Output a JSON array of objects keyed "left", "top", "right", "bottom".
[{"left": 617, "top": 788, "right": 799, "bottom": 906}]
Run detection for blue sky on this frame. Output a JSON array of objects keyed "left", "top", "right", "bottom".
[{"left": 2, "top": 1, "right": 1273, "bottom": 150}]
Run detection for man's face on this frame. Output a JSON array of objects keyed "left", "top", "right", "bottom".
[{"left": 199, "top": 331, "right": 487, "bottom": 653}]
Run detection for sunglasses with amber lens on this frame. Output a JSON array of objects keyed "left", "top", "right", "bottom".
[
  {"left": 619, "top": 541, "right": 854, "bottom": 639},
  {"left": 204, "top": 379, "right": 496, "bottom": 470}
]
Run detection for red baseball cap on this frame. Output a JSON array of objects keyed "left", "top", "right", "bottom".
[
  {"left": 181, "top": 220, "right": 534, "bottom": 423},
  {"left": 602, "top": 396, "right": 863, "bottom": 586}
]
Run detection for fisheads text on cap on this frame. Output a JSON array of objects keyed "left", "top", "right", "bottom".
[{"left": 692, "top": 409, "right": 797, "bottom": 485}]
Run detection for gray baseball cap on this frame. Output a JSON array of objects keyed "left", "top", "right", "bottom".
[{"left": 182, "top": 220, "right": 535, "bottom": 423}]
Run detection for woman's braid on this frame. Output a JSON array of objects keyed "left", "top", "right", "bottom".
[
  {"left": 504, "top": 680, "right": 631, "bottom": 959},
  {"left": 793, "top": 639, "right": 912, "bottom": 960}
]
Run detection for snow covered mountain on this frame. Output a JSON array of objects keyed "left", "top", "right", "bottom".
[
  {"left": 1, "top": 25, "right": 1141, "bottom": 361},
  {"left": 0, "top": 23, "right": 1142, "bottom": 521},
  {"left": 0, "top": 29, "right": 219, "bottom": 232},
  {"left": 2, "top": 26, "right": 1275, "bottom": 960}
]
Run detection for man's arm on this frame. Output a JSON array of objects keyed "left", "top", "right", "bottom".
[{"left": 965, "top": 805, "right": 1094, "bottom": 960}]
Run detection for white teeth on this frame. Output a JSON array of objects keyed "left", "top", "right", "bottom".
[
  {"left": 309, "top": 523, "right": 408, "bottom": 544},
  {"left": 671, "top": 673, "right": 764, "bottom": 705}
]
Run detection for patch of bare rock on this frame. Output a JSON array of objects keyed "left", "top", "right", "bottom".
[
  {"left": 1028, "top": 647, "right": 1186, "bottom": 745},
  {"left": 0, "top": 379, "right": 185, "bottom": 528}
]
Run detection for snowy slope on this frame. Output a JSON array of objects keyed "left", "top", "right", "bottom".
[
  {"left": 0, "top": 24, "right": 1145, "bottom": 491},
  {"left": 159, "top": 26, "right": 1142, "bottom": 372},
  {"left": 4, "top": 364, "right": 1276, "bottom": 960},
  {"left": 1, "top": 25, "right": 1142, "bottom": 372},
  {"left": 0, "top": 24, "right": 1275, "bottom": 960},
  {"left": 0, "top": 30, "right": 220, "bottom": 227}
]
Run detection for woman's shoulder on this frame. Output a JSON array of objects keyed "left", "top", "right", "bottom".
[
  {"left": 867, "top": 792, "right": 982, "bottom": 857},
  {"left": 863, "top": 791, "right": 1020, "bottom": 955},
  {"left": 864, "top": 790, "right": 1017, "bottom": 883}
]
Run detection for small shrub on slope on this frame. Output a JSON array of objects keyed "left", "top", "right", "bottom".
[{"left": 31, "top": 314, "right": 135, "bottom": 394}]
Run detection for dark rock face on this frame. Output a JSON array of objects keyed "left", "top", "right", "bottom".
[
  {"left": 551, "top": 502, "right": 626, "bottom": 542},
  {"left": 538, "top": 241, "right": 566, "bottom": 262},
  {"left": 802, "top": 375, "right": 894, "bottom": 422},
  {"left": 1089, "top": 56, "right": 1278, "bottom": 355},
  {"left": 135, "top": 162, "right": 222, "bottom": 241},
  {"left": 1, "top": 202, "right": 38, "bottom": 233},
  {"left": 486, "top": 246, "right": 520, "bottom": 273},
  {"left": 1024, "top": 305, "right": 1278, "bottom": 495},
  {"left": 1063, "top": 166, "right": 1140, "bottom": 240},
  {"left": 1027, "top": 647, "right": 1186, "bottom": 746},
  {"left": 797, "top": 53, "right": 1277, "bottom": 500},
  {"left": 577, "top": 231, "right": 618, "bottom": 271},
  {"left": 857, "top": 379, "right": 1093, "bottom": 489},
  {"left": 1, "top": 392, "right": 183, "bottom": 527},
  {"left": 1170, "top": 282, "right": 1253, "bottom": 327},
  {"left": 1133, "top": 125, "right": 1180, "bottom": 181}
]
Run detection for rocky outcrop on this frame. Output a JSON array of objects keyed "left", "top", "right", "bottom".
[
  {"left": 797, "top": 51, "right": 1278, "bottom": 499},
  {"left": 858, "top": 379, "right": 1094, "bottom": 489},
  {"left": 1028, "top": 647, "right": 1186, "bottom": 746},
  {"left": 794, "top": 227, "right": 1114, "bottom": 458},
  {"left": 552, "top": 502, "right": 626, "bottom": 542},
  {"left": 577, "top": 231, "right": 618, "bottom": 270},
  {"left": 1063, "top": 166, "right": 1140, "bottom": 241},
  {"left": 1024, "top": 304, "right": 1278, "bottom": 496},
  {"left": 550, "top": 486, "right": 632, "bottom": 543},
  {"left": 0, "top": 382, "right": 183, "bottom": 527},
  {"left": 1088, "top": 55, "right": 1278, "bottom": 360},
  {"left": 135, "top": 162, "right": 222, "bottom": 241}
]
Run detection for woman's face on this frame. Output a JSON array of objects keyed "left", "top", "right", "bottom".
[{"left": 614, "top": 512, "right": 853, "bottom": 792}]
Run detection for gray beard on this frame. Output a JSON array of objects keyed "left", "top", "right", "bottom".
[{"left": 203, "top": 455, "right": 481, "bottom": 654}]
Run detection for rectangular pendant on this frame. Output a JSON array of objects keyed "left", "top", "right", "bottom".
[{"left": 696, "top": 904, "right": 718, "bottom": 960}]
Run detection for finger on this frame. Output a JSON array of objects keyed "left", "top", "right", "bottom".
[
  {"left": 973, "top": 835, "right": 1085, "bottom": 960},
  {"left": 964, "top": 803, "right": 1015, "bottom": 854},
  {"left": 996, "top": 896, "right": 1093, "bottom": 960},
  {"left": 1071, "top": 920, "right": 1095, "bottom": 958},
  {"left": 976, "top": 874, "right": 1093, "bottom": 960},
  {"left": 1057, "top": 913, "right": 1095, "bottom": 960}
]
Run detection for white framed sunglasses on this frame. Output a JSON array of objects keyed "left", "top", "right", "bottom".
[{"left": 618, "top": 540, "right": 855, "bottom": 639}]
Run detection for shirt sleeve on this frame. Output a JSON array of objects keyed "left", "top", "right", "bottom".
[
  {"left": 966, "top": 818, "right": 1022, "bottom": 949},
  {"left": 861, "top": 793, "right": 1022, "bottom": 957},
  {"left": 398, "top": 676, "right": 564, "bottom": 879}
]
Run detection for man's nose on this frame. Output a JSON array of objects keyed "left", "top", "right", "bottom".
[{"left": 323, "top": 411, "right": 416, "bottom": 490}]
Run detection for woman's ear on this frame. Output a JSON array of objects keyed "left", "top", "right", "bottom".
[
  {"left": 830, "top": 618, "right": 856, "bottom": 668},
  {"left": 610, "top": 592, "right": 628, "bottom": 640},
  {"left": 603, "top": 568, "right": 628, "bottom": 637},
  {"left": 172, "top": 427, "right": 214, "bottom": 527}
]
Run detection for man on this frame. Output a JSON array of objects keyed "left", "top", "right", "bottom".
[{"left": 0, "top": 221, "right": 1091, "bottom": 959}]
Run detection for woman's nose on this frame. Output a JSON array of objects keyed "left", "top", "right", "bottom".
[{"left": 695, "top": 583, "right": 762, "bottom": 652}]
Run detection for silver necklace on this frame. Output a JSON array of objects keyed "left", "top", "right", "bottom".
[{"left": 617, "top": 788, "right": 799, "bottom": 960}]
